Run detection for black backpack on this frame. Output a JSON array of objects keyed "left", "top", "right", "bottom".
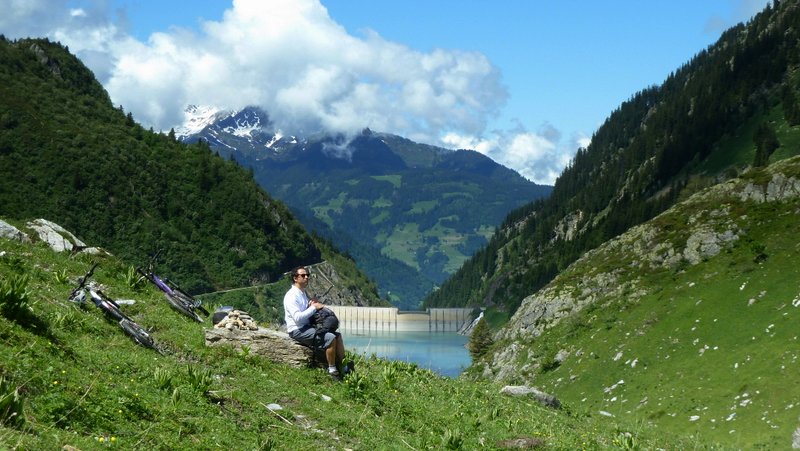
[{"left": 310, "top": 307, "right": 339, "bottom": 335}]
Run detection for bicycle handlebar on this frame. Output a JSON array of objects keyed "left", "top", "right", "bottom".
[{"left": 70, "top": 262, "right": 99, "bottom": 301}]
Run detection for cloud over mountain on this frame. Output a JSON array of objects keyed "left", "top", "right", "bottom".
[{"left": 1, "top": 0, "right": 577, "bottom": 184}]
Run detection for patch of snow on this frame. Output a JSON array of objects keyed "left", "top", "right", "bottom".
[
  {"left": 175, "top": 105, "right": 226, "bottom": 137},
  {"left": 266, "top": 132, "right": 284, "bottom": 148}
]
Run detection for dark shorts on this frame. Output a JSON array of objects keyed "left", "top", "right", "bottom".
[{"left": 289, "top": 325, "right": 338, "bottom": 349}]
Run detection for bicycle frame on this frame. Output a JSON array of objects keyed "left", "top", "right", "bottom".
[
  {"left": 136, "top": 258, "right": 209, "bottom": 322},
  {"left": 70, "top": 263, "right": 162, "bottom": 354},
  {"left": 148, "top": 272, "right": 175, "bottom": 297}
]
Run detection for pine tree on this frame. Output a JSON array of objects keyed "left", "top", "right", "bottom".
[
  {"left": 753, "top": 122, "right": 780, "bottom": 167},
  {"left": 468, "top": 316, "right": 493, "bottom": 360}
]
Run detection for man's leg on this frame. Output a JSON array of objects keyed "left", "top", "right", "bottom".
[
  {"left": 336, "top": 335, "right": 345, "bottom": 365},
  {"left": 325, "top": 343, "right": 337, "bottom": 367}
]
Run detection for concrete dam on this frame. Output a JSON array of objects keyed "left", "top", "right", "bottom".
[{"left": 328, "top": 306, "right": 473, "bottom": 333}]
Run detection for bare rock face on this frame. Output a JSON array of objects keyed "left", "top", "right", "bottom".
[
  {"left": 23, "top": 219, "right": 108, "bottom": 255},
  {"left": 500, "top": 385, "right": 561, "bottom": 409},
  {"left": 0, "top": 220, "right": 30, "bottom": 243},
  {"left": 739, "top": 173, "right": 800, "bottom": 203},
  {"left": 26, "top": 219, "right": 85, "bottom": 252},
  {"left": 204, "top": 327, "right": 326, "bottom": 368}
]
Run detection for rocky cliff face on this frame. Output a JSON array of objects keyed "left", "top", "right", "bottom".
[{"left": 484, "top": 157, "right": 800, "bottom": 382}]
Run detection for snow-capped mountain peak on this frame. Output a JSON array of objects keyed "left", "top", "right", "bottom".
[
  {"left": 174, "top": 105, "right": 228, "bottom": 137},
  {"left": 176, "top": 105, "right": 300, "bottom": 155}
]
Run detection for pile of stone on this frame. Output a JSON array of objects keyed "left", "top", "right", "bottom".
[{"left": 213, "top": 310, "right": 259, "bottom": 330}]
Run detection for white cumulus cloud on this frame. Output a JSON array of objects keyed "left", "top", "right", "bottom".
[{"left": 1, "top": 0, "right": 578, "bottom": 184}]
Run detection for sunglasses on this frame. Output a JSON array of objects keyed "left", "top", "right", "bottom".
[{"left": 295, "top": 273, "right": 310, "bottom": 278}]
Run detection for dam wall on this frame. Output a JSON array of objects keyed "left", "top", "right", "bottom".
[{"left": 329, "top": 306, "right": 473, "bottom": 333}]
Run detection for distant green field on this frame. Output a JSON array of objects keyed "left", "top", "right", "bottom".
[
  {"left": 370, "top": 174, "right": 402, "bottom": 188},
  {"left": 407, "top": 200, "right": 438, "bottom": 214}
]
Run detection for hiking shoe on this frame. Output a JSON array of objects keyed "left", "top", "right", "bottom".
[{"left": 329, "top": 370, "right": 342, "bottom": 382}]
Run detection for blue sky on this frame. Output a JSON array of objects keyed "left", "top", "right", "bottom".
[{"left": 1, "top": 0, "right": 770, "bottom": 184}]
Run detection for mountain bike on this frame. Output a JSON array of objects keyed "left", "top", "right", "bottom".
[
  {"left": 69, "top": 263, "right": 162, "bottom": 354},
  {"left": 136, "top": 252, "right": 209, "bottom": 323}
]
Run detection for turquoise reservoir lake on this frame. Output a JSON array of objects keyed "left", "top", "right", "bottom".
[{"left": 344, "top": 331, "right": 471, "bottom": 378}]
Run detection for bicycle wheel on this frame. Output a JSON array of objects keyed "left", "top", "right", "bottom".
[
  {"left": 119, "top": 318, "right": 161, "bottom": 354},
  {"left": 164, "top": 293, "right": 204, "bottom": 323}
]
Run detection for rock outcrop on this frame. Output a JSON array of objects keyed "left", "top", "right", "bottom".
[
  {"left": 500, "top": 385, "right": 561, "bottom": 409},
  {"left": 26, "top": 219, "right": 105, "bottom": 254},
  {"left": 204, "top": 327, "right": 326, "bottom": 368},
  {"left": 0, "top": 220, "right": 30, "bottom": 243}
]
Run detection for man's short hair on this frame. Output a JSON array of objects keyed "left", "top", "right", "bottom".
[{"left": 290, "top": 266, "right": 308, "bottom": 278}]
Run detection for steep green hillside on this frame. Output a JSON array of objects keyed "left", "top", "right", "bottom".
[
  {"left": 473, "top": 155, "right": 800, "bottom": 449},
  {"left": 0, "top": 235, "right": 698, "bottom": 449},
  {"left": 425, "top": 1, "right": 800, "bottom": 316},
  {"left": 0, "top": 38, "right": 381, "bottom": 299}
]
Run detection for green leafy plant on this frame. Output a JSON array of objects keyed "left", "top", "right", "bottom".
[
  {"left": 121, "top": 265, "right": 141, "bottom": 289},
  {"left": 613, "top": 431, "right": 639, "bottom": 450},
  {"left": 751, "top": 242, "right": 768, "bottom": 263},
  {"left": 49, "top": 310, "right": 79, "bottom": 329},
  {"left": 382, "top": 365, "right": 398, "bottom": 390},
  {"left": 185, "top": 365, "right": 213, "bottom": 393},
  {"left": 239, "top": 344, "right": 251, "bottom": 359},
  {"left": 442, "top": 428, "right": 463, "bottom": 450},
  {"left": 344, "top": 371, "right": 367, "bottom": 399},
  {"left": 170, "top": 387, "right": 181, "bottom": 407},
  {"left": 0, "top": 252, "right": 26, "bottom": 273},
  {"left": 54, "top": 268, "right": 69, "bottom": 284},
  {"left": 0, "top": 376, "right": 24, "bottom": 427},
  {"left": 258, "top": 437, "right": 277, "bottom": 450},
  {"left": 0, "top": 274, "right": 32, "bottom": 319},
  {"left": 153, "top": 367, "right": 174, "bottom": 390}
]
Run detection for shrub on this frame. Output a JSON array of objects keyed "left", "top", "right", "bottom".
[{"left": 0, "top": 274, "right": 32, "bottom": 320}]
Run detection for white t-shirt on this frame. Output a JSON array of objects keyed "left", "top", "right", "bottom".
[{"left": 283, "top": 285, "right": 316, "bottom": 333}]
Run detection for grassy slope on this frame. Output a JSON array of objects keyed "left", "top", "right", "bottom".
[
  {"left": 478, "top": 156, "right": 800, "bottom": 449},
  {"left": 0, "top": 231, "right": 700, "bottom": 450}
]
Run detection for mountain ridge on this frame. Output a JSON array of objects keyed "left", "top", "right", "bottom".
[{"left": 179, "top": 107, "right": 552, "bottom": 308}]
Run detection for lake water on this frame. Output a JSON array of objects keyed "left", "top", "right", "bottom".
[{"left": 344, "top": 331, "right": 471, "bottom": 377}]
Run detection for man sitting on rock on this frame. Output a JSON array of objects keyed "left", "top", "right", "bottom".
[{"left": 283, "top": 266, "right": 352, "bottom": 381}]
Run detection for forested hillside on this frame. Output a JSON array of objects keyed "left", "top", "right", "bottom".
[
  {"left": 425, "top": 1, "right": 800, "bottom": 316},
  {"left": 0, "top": 37, "right": 380, "bottom": 304}
]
